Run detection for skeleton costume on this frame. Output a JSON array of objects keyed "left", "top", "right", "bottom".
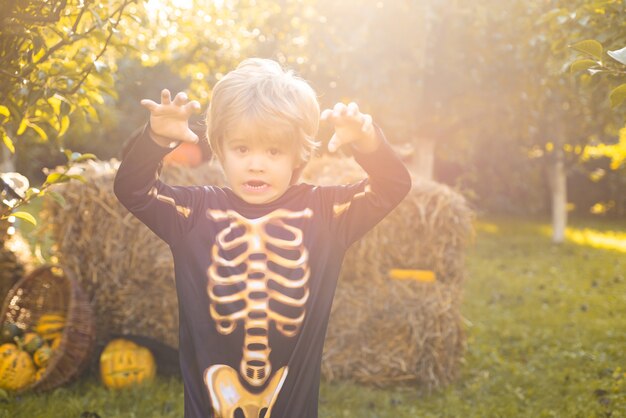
[{"left": 113, "top": 123, "right": 411, "bottom": 418}]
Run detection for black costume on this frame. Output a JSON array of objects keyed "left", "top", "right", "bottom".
[{"left": 114, "top": 124, "right": 411, "bottom": 418}]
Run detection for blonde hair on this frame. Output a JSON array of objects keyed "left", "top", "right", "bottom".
[{"left": 206, "top": 58, "right": 320, "bottom": 169}]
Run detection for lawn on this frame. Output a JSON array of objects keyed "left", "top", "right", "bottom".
[{"left": 1, "top": 216, "right": 625, "bottom": 417}]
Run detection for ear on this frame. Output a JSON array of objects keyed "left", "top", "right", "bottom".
[{"left": 290, "top": 162, "right": 307, "bottom": 185}]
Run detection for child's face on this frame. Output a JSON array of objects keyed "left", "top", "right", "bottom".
[{"left": 220, "top": 125, "right": 299, "bottom": 205}]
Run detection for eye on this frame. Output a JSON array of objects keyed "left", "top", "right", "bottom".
[
  {"left": 236, "top": 145, "right": 248, "bottom": 154},
  {"left": 268, "top": 147, "right": 281, "bottom": 156}
]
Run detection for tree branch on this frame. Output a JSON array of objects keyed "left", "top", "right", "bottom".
[
  {"left": 67, "top": 0, "right": 134, "bottom": 95},
  {"left": 71, "top": 1, "right": 90, "bottom": 34}
]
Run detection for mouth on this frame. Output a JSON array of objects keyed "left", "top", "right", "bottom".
[{"left": 243, "top": 180, "right": 270, "bottom": 192}]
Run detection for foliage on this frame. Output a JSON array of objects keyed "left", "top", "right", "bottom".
[
  {"left": 444, "top": 0, "right": 626, "bottom": 216},
  {"left": 0, "top": 0, "right": 137, "bottom": 154},
  {"left": 116, "top": 0, "right": 320, "bottom": 101},
  {"left": 4, "top": 0, "right": 625, "bottom": 220},
  {"left": 1, "top": 150, "right": 97, "bottom": 224},
  {"left": 564, "top": 1, "right": 626, "bottom": 216},
  {"left": 297, "top": 0, "right": 625, "bottom": 216},
  {"left": 567, "top": 4, "right": 626, "bottom": 109},
  {"left": 1, "top": 217, "right": 624, "bottom": 417},
  {"left": 0, "top": 0, "right": 141, "bottom": 224},
  {"left": 1, "top": 0, "right": 326, "bottom": 234},
  {"left": 301, "top": 0, "right": 499, "bottom": 163}
]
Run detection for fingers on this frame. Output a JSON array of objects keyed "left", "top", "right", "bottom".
[
  {"left": 321, "top": 101, "right": 362, "bottom": 122},
  {"left": 159, "top": 89, "right": 193, "bottom": 107},
  {"left": 173, "top": 92, "right": 188, "bottom": 105},
  {"left": 320, "top": 108, "right": 331, "bottom": 121},
  {"left": 346, "top": 102, "right": 359, "bottom": 117},
  {"left": 332, "top": 102, "right": 346, "bottom": 118},
  {"left": 143, "top": 90, "right": 202, "bottom": 113},
  {"left": 322, "top": 101, "right": 374, "bottom": 153},
  {"left": 140, "top": 99, "right": 159, "bottom": 111},
  {"left": 321, "top": 103, "right": 348, "bottom": 121},
  {"left": 361, "top": 113, "right": 373, "bottom": 132},
  {"left": 161, "top": 89, "right": 171, "bottom": 105},
  {"left": 184, "top": 100, "right": 202, "bottom": 114},
  {"left": 184, "top": 130, "right": 200, "bottom": 144},
  {"left": 327, "top": 133, "right": 341, "bottom": 153}
]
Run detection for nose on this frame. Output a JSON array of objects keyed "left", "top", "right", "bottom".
[{"left": 246, "top": 151, "right": 267, "bottom": 172}]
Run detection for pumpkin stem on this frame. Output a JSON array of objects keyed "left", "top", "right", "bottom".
[{"left": 13, "top": 336, "right": 24, "bottom": 351}]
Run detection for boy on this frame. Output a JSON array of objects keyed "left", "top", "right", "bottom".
[{"left": 114, "top": 58, "right": 411, "bottom": 418}]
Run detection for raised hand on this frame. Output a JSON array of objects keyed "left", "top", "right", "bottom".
[
  {"left": 141, "top": 89, "right": 202, "bottom": 144},
  {"left": 321, "top": 102, "right": 379, "bottom": 153}
]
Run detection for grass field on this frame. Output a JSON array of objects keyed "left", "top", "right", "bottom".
[{"left": 1, "top": 216, "right": 625, "bottom": 417}]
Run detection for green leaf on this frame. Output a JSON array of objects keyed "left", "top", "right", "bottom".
[
  {"left": 609, "top": 84, "right": 626, "bottom": 108},
  {"left": 45, "top": 172, "right": 70, "bottom": 185},
  {"left": 0, "top": 105, "right": 9, "bottom": 118},
  {"left": 46, "top": 191, "right": 66, "bottom": 207},
  {"left": 569, "top": 40, "right": 603, "bottom": 60},
  {"left": 1, "top": 131, "right": 15, "bottom": 154},
  {"left": 607, "top": 46, "right": 626, "bottom": 66},
  {"left": 24, "top": 188, "right": 39, "bottom": 200},
  {"left": 73, "top": 153, "right": 97, "bottom": 162},
  {"left": 10, "top": 211, "right": 37, "bottom": 226},
  {"left": 570, "top": 59, "right": 598, "bottom": 74}
]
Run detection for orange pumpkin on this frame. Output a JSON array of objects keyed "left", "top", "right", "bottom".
[
  {"left": 163, "top": 142, "right": 203, "bottom": 167},
  {"left": 100, "top": 339, "right": 156, "bottom": 389},
  {"left": 0, "top": 347, "right": 36, "bottom": 391}
]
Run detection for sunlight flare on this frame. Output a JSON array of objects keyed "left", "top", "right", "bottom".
[{"left": 565, "top": 227, "right": 626, "bottom": 253}]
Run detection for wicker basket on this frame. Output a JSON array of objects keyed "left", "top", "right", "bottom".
[{"left": 0, "top": 265, "right": 95, "bottom": 393}]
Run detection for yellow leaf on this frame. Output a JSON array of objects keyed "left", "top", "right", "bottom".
[
  {"left": 58, "top": 116, "right": 70, "bottom": 137},
  {"left": 9, "top": 211, "right": 37, "bottom": 226},
  {"left": 16, "top": 118, "right": 28, "bottom": 135},
  {"left": 1, "top": 131, "right": 15, "bottom": 153},
  {"left": 27, "top": 121, "right": 48, "bottom": 141}
]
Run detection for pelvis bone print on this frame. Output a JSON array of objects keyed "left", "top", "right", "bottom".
[{"left": 203, "top": 208, "right": 313, "bottom": 418}]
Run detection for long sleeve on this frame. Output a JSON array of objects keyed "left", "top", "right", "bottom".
[
  {"left": 323, "top": 126, "right": 412, "bottom": 249},
  {"left": 113, "top": 123, "right": 207, "bottom": 245}
]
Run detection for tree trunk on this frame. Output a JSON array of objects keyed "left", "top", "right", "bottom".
[
  {"left": 0, "top": 145, "right": 15, "bottom": 173},
  {"left": 410, "top": 137, "right": 435, "bottom": 180},
  {"left": 551, "top": 148, "right": 567, "bottom": 243}
]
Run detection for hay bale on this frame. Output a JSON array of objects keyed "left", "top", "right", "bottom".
[
  {"left": 40, "top": 160, "right": 224, "bottom": 349},
  {"left": 41, "top": 154, "right": 473, "bottom": 391},
  {"left": 303, "top": 155, "right": 474, "bottom": 390}
]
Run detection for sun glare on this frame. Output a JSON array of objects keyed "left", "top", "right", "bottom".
[
  {"left": 565, "top": 227, "right": 626, "bottom": 253},
  {"left": 145, "top": 0, "right": 194, "bottom": 15}
]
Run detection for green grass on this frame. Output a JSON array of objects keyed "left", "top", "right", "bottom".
[{"left": 1, "top": 216, "right": 625, "bottom": 417}]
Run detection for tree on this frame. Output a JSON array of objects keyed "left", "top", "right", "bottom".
[
  {"left": 510, "top": 0, "right": 622, "bottom": 241},
  {"left": 300, "top": 0, "right": 499, "bottom": 181},
  {"left": 1, "top": 0, "right": 324, "bottom": 225},
  {"left": 0, "top": 0, "right": 138, "bottom": 223},
  {"left": 567, "top": 0, "right": 626, "bottom": 216}
]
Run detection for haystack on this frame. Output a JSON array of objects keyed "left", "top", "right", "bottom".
[
  {"left": 40, "top": 160, "right": 225, "bottom": 349},
  {"left": 41, "top": 153, "right": 473, "bottom": 390}
]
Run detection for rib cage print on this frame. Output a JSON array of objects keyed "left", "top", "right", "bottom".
[{"left": 206, "top": 208, "right": 313, "bottom": 388}]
